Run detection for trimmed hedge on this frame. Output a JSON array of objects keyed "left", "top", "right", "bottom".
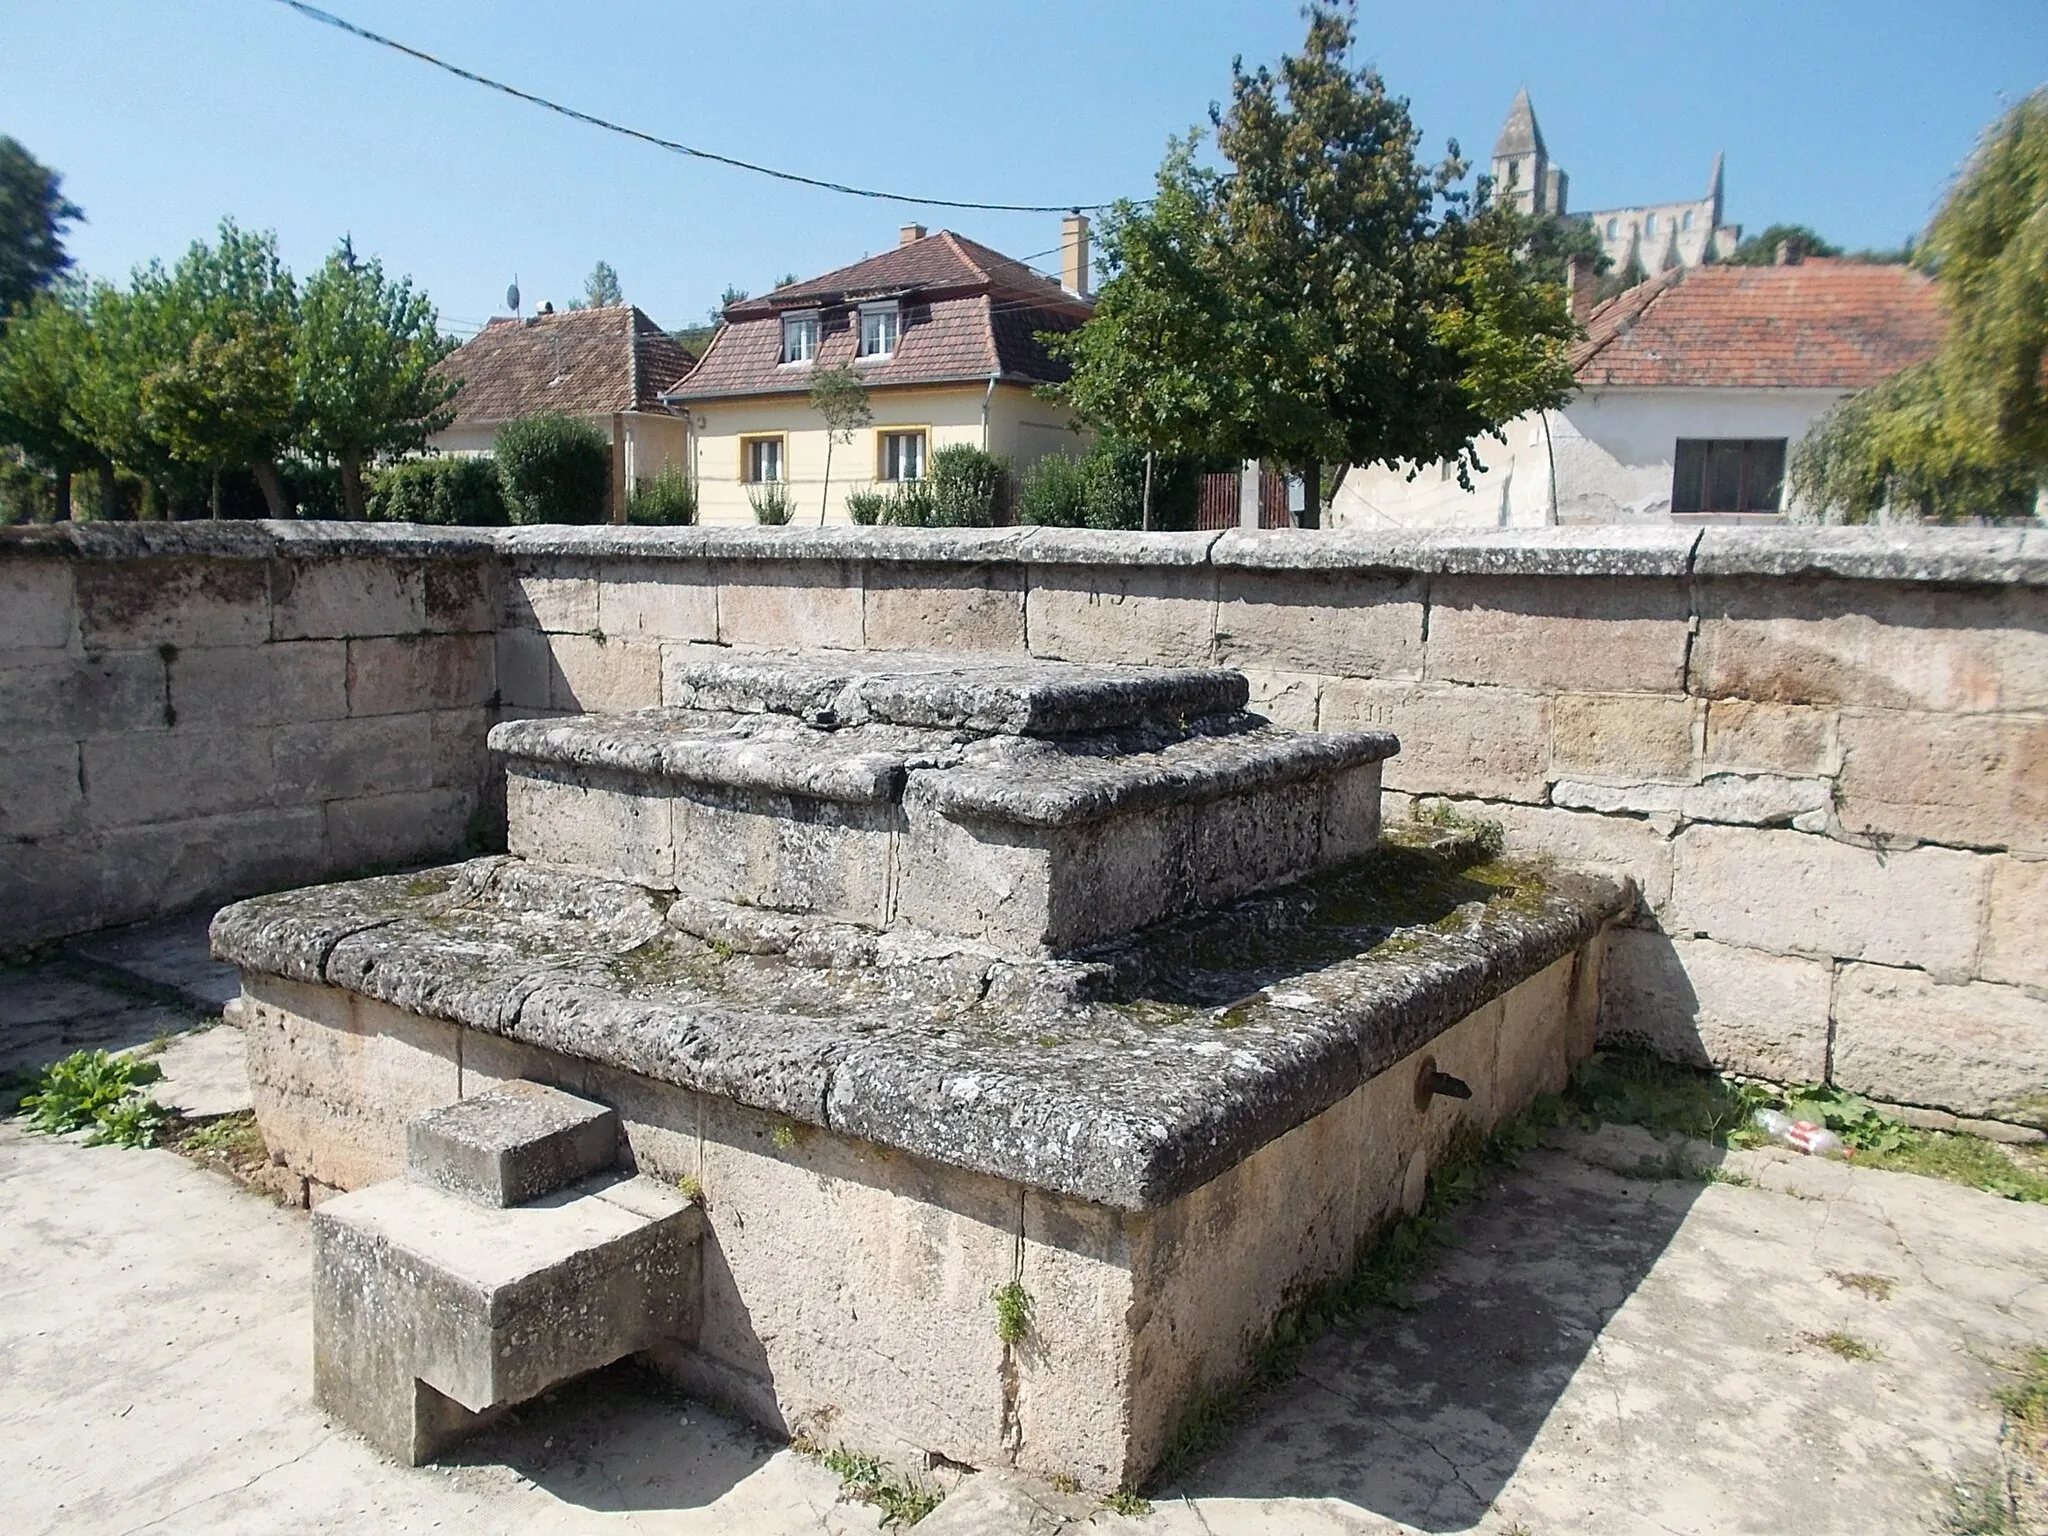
[
  {"left": 625, "top": 463, "right": 698, "bottom": 525},
  {"left": 495, "top": 412, "right": 610, "bottom": 525},
  {"left": 367, "top": 457, "right": 507, "bottom": 526}
]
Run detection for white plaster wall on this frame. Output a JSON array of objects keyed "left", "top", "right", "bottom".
[{"left": 1330, "top": 387, "right": 1850, "bottom": 529}]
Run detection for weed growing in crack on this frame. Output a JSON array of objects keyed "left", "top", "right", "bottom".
[
  {"left": 17, "top": 1049, "right": 167, "bottom": 1146},
  {"left": 1102, "top": 1488, "right": 1152, "bottom": 1517},
  {"left": 1806, "top": 1330, "right": 1882, "bottom": 1362},
  {"left": 1831, "top": 1270, "right": 1896, "bottom": 1302},
  {"left": 813, "top": 1445, "right": 942, "bottom": 1527},
  {"left": 770, "top": 1123, "right": 800, "bottom": 1151},
  {"left": 992, "top": 1280, "right": 1033, "bottom": 1347},
  {"left": 676, "top": 1173, "right": 705, "bottom": 1204}
]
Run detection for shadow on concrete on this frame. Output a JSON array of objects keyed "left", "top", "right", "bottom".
[
  {"left": 447, "top": 1359, "right": 778, "bottom": 1515},
  {"left": 1168, "top": 1141, "right": 1712, "bottom": 1531}
]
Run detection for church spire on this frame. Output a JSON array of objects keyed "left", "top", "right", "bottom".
[{"left": 1494, "top": 87, "right": 1546, "bottom": 158}]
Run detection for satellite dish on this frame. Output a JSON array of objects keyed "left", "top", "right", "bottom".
[{"left": 506, "top": 278, "right": 521, "bottom": 315}]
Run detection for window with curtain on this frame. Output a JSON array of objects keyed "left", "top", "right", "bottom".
[{"left": 1672, "top": 439, "right": 1787, "bottom": 514}]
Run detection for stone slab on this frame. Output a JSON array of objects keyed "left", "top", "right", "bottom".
[
  {"left": 68, "top": 909, "right": 242, "bottom": 1012},
  {"left": 149, "top": 1021, "right": 254, "bottom": 1119},
  {"left": 406, "top": 1080, "right": 620, "bottom": 1207},
  {"left": 1831, "top": 964, "right": 2048, "bottom": 1128}
]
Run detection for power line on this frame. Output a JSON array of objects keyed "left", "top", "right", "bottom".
[{"left": 269, "top": 0, "right": 1119, "bottom": 214}]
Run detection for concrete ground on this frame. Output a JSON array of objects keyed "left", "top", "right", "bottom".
[{"left": 3, "top": 915, "right": 2044, "bottom": 1535}]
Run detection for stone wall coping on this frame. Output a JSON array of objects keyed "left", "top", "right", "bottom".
[{"left": 5, "top": 518, "right": 2043, "bottom": 585}]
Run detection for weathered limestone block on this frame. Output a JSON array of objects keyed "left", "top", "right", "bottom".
[
  {"left": 1703, "top": 699, "right": 1837, "bottom": 777},
  {"left": 1322, "top": 680, "right": 1549, "bottom": 803},
  {"left": 406, "top": 1081, "right": 620, "bottom": 1207},
  {"left": 92, "top": 806, "right": 329, "bottom": 928},
  {"left": 313, "top": 1173, "right": 699, "bottom": 1463},
  {"left": 0, "top": 559, "right": 75, "bottom": 649},
  {"left": 326, "top": 787, "right": 478, "bottom": 872},
  {"left": 500, "top": 569, "right": 598, "bottom": 635},
  {"left": 1598, "top": 930, "right": 1832, "bottom": 1082},
  {"left": 1831, "top": 964, "right": 2048, "bottom": 1127},
  {"left": 596, "top": 562, "right": 718, "bottom": 642},
  {"left": 77, "top": 557, "right": 271, "bottom": 649},
  {"left": 1691, "top": 578, "right": 2048, "bottom": 714},
  {"left": 1549, "top": 693, "right": 1700, "bottom": 782},
  {"left": 1669, "top": 824, "right": 1986, "bottom": 980},
  {"left": 506, "top": 766, "right": 675, "bottom": 886},
  {"left": 493, "top": 628, "right": 553, "bottom": 712},
  {"left": 1551, "top": 772, "right": 1831, "bottom": 830},
  {"left": 1982, "top": 856, "right": 2048, "bottom": 991},
  {"left": 546, "top": 633, "right": 663, "bottom": 713},
  {"left": 1426, "top": 576, "right": 1691, "bottom": 693},
  {"left": 1025, "top": 565, "right": 1217, "bottom": 669},
  {"left": 0, "top": 651, "right": 166, "bottom": 746},
  {"left": 429, "top": 707, "right": 493, "bottom": 792},
  {"left": 346, "top": 634, "right": 494, "bottom": 717},
  {"left": 82, "top": 727, "right": 275, "bottom": 828},
  {"left": 274, "top": 558, "right": 426, "bottom": 640},
  {"left": 0, "top": 741, "right": 82, "bottom": 839},
  {"left": 274, "top": 713, "right": 436, "bottom": 804},
  {"left": 673, "top": 784, "right": 897, "bottom": 927},
  {"left": 171, "top": 640, "right": 348, "bottom": 728},
  {"left": 717, "top": 561, "right": 864, "bottom": 650},
  {"left": 1212, "top": 568, "right": 1424, "bottom": 680},
  {"left": 1835, "top": 711, "right": 2048, "bottom": 854},
  {"left": 421, "top": 559, "right": 497, "bottom": 635},
  {"left": 1236, "top": 668, "right": 1322, "bottom": 731},
  {"left": 864, "top": 564, "right": 1027, "bottom": 655}
]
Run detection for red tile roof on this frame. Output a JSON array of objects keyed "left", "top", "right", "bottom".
[
  {"left": 1571, "top": 260, "right": 1946, "bottom": 390},
  {"left": 438, "top": 305, "right": 694, "bottom": 425},
  {"left": 671, "top": 230, "right": 1091, "bottom": 401}
]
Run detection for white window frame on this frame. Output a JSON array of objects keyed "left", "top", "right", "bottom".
[
  {"left": 878, "top": 428, "right": 927, "bottom": 482},
  {"left": 857, "top": 302, "right": 899, "bottom": 360},
  {"left": 741, "top": 434, "right": 785, "bottom": 484},
  {"left": 780, "top": 311, "right": 819, "bottom": 365}
]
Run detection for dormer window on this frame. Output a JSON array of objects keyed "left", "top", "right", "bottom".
[
  {"left": 857, "top": 302, "right": 899, "bottom": 360},
  {"left": 781, "top": 312, "right": 818, "bottom": 364}
]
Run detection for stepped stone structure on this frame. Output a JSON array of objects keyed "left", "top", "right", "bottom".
[{"left": 211, "top": 647, "right": 1627, "bottom": 1486}]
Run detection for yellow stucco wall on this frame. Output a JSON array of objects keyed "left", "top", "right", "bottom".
[{"left": 687, "top": 383, "right": 1085, "bottom": 526}]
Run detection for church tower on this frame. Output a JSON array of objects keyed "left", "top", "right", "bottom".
[{"left": 1492, "top": 88, "right": 1567, "bottom": 215}]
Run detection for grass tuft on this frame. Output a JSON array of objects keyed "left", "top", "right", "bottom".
[
  {"left": 1831, "top": 1270, "right": 1896, "bottom": 1302},
  {"left": 1102, "top": 1488, "right": 1152, "bottom": 1517},
  {"left": 815, "top": 1445, "right": 943, "bottom": 1527},
  {"left": 1805, "top": 1329, "right": 1882, "bottom": 1362}
]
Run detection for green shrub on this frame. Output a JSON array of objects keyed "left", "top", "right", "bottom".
[
  {"left": 368, "top": 456, "right": 508, "bottom": 526},
  {"left": 279, "top": 459, "right": 347, "bottom": 519},
  {"left": 844, "top": 487, "right": 887, "bottom": 525},
  {"left": 1017, "top": 442, "right": 1203, "bottom": 531},
  {"left": 19, "top": 1049, "right": 167, "bottom": 1147},
  {"left": 927, "top": 444, "right": 1008, "bottom": 527},
  {"left": 495, "top": 412, "right": 611, "bottom": 525},
  {"left": 746, "top": 481, "right": 795, "bottom": 525},
  {"left": 881, "top": 479, "right": 937, "bottom": 526},
  {"left": 625, "top": 463, "right": 698, "bottom": 525},
  {"left": 1016, "top": 452, "right": 1090, "bottom": 527}
]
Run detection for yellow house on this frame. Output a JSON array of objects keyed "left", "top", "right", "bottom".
[{"left": 667, "top": 221, "right": 1094, "bottom": 525}]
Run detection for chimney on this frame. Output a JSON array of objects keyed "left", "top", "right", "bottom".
[
  {"left": 1060, "top": 211, "right": 1092, "bottom": 299},
  {"left": 899, "top": 223, "right": 927, "bottom": 246},
  {"left": 1566, "top": 253, "right": 1598, "bottom": 323},
  {"left": 1775, "top": 239, "right": 1794, "bottom": 266}
]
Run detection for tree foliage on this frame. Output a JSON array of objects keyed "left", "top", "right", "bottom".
[
  {"left": 1790, "top": 92, "right": 2048, "bottom": 522},
  {"left": 495, "top": 411, "right": 609, "bottom": 524},
  {"left": 1051, "top": 3, "right": 1577, "bottom": 519},
  {"left": 1725, "top": 223, "right": 1842, "bottom": 266},
  {"left": 571, "top": 260, "right": 623, "bottom": 310},
  {"left": 0, "top": 137, "right": 81, "bottom": 316},
  {"left": 808, "top": 362, "right": 871, "bottom": 524}
]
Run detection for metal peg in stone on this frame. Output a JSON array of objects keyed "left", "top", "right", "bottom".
[{"left": 1414, "top": 1057, "right": 1473, "bottom": 1110}]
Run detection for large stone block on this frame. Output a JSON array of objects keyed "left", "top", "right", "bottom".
[
  {"left": 1550, "top": 692, "right": 1700, "bottom": 782},
  {"left": 864, "top": 564, "right": 1026, "bottom": 654},
  {"left": 421, "top": 559, "right": 496, "bottom": 635},
  {"left": 717, "top": 561, "right": 864, "bottom": 651},
  {"left": 430, "top": 708, "right": 493, "bottom": 793},
  {"left": 347, "top": 634, "right": 494, "bottom": 717},
  {"left": 1188, "top": 778, "right": 1325, "bottom": 911},
  {"left": 82, "top": 727, "right": 275, "bottom": 827},
  {"left": 1703, "top": 699, "right": 1837, "bottom": 777},
  {"left": 596, "top": 563, "right": 718, "bottom": 642},
  {"left": 1598, "top": 930, "right": 1832, "bottom": 1082},
  {"left": 501, "top": 568, "right": 599, "bottom": 635},
  {"left": 1322, "top": 680, "right": 1549, "bottom": 803},
  {"left": 76, "top": 557, "right": 270, "bottom": 649},
  {"left": 1426, "top": 575, "right": 1690, "bottom": 693},
  {"left": 1237, "top": 668, "right": 1322, "bottom": 731},
  {"left": 1831, "top": 964, "right": 2048, "bottom": 1127},
  {"left": 274, "top": 713, "right": 436, "bottom": 804},
  {"left": 494, "top": 628, "right": 553, "bottom": 712},
  {"left": 107, "top": 805, "right": 328, "bottom": 921},
  {"left": 1024, "top": 565, "right": 1217, "bottom": 668},
  {"left": 546, "top": 633, "right": 663, "bottom": 713},
  {"left": 406, "top": 1081, "right": 620, "bottom": 1207},
  {"left": 507, "top": 766, "right": 675, "bottom": 886},
  {"left": 1982, "top": 856, "right": 2048, "bottom": 991},
  {"left": 0, "top": 559, "right": 74, "bottom": 649},
  {"left": 1692, "top": 577, "right": 2048, "bottom": 713},
  {"left": 1835, "top": 711, "right": 2048, "bottom": 854},
  {"left": 0, "top": 651, "right": 167, "bottom": 745},
  {"left": 672, "top": 783, "right": 895, "bottom": 925},
  {"left": 0, "top": 741, "right": 82, "bottom": 839},
  {"left": 169, "top": 641, "right": 348, "bottom": 728},
  {"left": 1212, "top": 568, "right": 1423, "bottom": 680},
  {"left": 326, "top": 787, "right": 478, "bottom": 872},
  {"left": 1669, "top": 824, "right": 1986, "bottom": 980},
  {"left": 1467, "top": 799, "right": 1675, "bottom": 910},
  {"left": 274, "top": 559, "right": 425, "bottom": 640}
]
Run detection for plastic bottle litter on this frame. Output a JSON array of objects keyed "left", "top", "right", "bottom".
[{"left": 1753, "top": 1108, "right": 1846, "bottom": 1157}]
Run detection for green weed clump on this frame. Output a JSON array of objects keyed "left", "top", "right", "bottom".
[
  {"left": 992, "top": 1280, "right": 1033, "bottom": 1347},
  {"left": 18, "top": 1049, "right": 168, "bottom": 1147},
  {"left": 817, "top": 1446, "right": 943, "bottom": 1527}
]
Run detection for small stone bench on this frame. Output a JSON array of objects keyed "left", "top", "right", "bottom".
[{"left": 312, "top": 1082, "right": 700, "bottom": 1464}]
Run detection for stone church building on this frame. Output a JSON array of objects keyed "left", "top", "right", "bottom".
[{"left": 1491, "top": 87, "right": 1742, "bottom": 271}]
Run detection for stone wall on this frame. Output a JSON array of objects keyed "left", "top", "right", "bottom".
[{"left": 5, "top": 519, "right": 2042, "bottom": 1129}]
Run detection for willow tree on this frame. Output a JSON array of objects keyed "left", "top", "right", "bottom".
[{"left": 1052, "top": 2, "right": 1577, "bottom": 525}]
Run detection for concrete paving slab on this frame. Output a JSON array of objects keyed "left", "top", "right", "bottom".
[
  {"left": 149, "top": 1024, "right": 251, "bottom": 1119},
  {"left": 67, "top": 908, "right": 240, "bottom": 1013}
]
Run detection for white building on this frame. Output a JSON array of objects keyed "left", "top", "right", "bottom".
[{"left": 1331, "top": 259, "right": 1945, "bottom": 528}]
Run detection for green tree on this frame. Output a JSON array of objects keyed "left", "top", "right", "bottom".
[
  {"left": 1051, "top": 3, "right": 1576, "bottom": 526},
  {"left": 296, "top": 244, "right": 457, "bottom": 518},
  {"left": 1485, "top": 204, "right": 1609, "bottom": 288},
  {"left": 495, "top": 411, "right": 609, "bottom": 524},
  {"left": 0, "top": 137, "right": 81, "bottom": 315},
  {"left": 0, "top": 287, "right": 97, "bottom": 517},
  {"left": 807, "top": 362, "right": 871, "bottom": 524},
  {"left": 570, "top": 260, "right": 623, "bottom": 310},
  {"left": 711, "top": 284, "right": 748, "bottom": 325},
  {"left": 136, "top": 222, "right": 299, "bottom": 518},
  {"left": 1790, "top": 93, "right": 2048, "bottom": 521},
  {"left": 1725, "top": 223, "right": 1842, "bottom": 266}
]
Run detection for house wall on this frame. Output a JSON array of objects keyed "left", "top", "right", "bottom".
[
  {"left": 429, "top": 411, "right": 691, "bottom": 509},
  {"left": 687, "top": 383, "right": 1082, "bottom": 527},
  {"left": 1331, "top": 387, "right": 1852, "bottom": 530},
  {"left": 3, "top": 521, "right": 2042, "bottom": 1136}
]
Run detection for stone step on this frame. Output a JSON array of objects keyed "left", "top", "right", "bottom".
[
  {"left": 406, "top": 1080, "right": 620, "bottom": 1208},
  {"left": 313, "top": 1170, "right": 700, "bottom": 1465}
]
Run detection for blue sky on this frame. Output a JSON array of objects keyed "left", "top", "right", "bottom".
[{"left": 6, "top": 0, "right": 2043, "bottom": 339}]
